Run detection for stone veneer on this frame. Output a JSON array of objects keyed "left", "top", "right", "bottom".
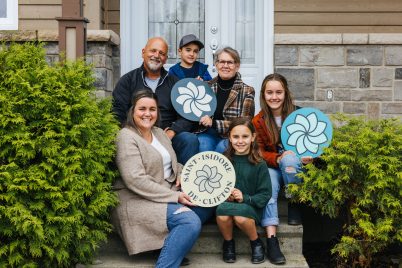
[
  {"left": 0, "top": 30, "right": 120, "bottom": 99},
  {"left": 1, "top": 31, "right": 401, "bottom": 119},
  {"left": 275, "top": 33, "right": 402, "bottom": 119}
]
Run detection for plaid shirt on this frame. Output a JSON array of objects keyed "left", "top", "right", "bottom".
[{"left": 208, "top": 72, "right": 255, "bottom": 136}]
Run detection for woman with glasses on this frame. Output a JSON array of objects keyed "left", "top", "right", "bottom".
[{"left": 197, "top": 47, "right": 255, "bottom": 153}]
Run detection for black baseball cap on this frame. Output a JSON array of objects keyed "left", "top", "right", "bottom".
[{"left": 179, "top": 34, "right": 204, "bottom": 50}]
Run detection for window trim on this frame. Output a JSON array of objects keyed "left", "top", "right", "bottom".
[{"left": 0, "top": 0, "right": 18, "bottom": 30}]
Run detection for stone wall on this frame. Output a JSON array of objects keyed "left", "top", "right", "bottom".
[
  {"left": 274, "top": 34, "right": 402, "bottom": 119},
  {"left": 0, "top": 30, "right": 120, "bottom": 99}
]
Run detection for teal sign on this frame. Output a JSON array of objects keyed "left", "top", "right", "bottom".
[
  {"left": 281, "top": 107, "right": 333, "bottom": 158},
  {"left": 171, "top": 78, "right": 217, "bottom": 122}
]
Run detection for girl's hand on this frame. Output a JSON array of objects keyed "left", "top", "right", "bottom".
[
  {"left": 196, "top": 76, "right": 204, "bottom": 81},
  {"left": 227, "top": 194, "right": 235, "bottom": 202},
  {"left": 178, "top": 192, "right": 196, "bottom": 206},
  {"left": 199, "top": 115, "right": 212, "bottom": 127},
  {"left": 231, "top": 188, "right": 244, "bottom": 203},
  {"left": 301, "top": 156, "right": 313, "bottom": 165}
]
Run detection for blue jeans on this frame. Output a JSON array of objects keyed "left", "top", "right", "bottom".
[
  {"left": 261, "top": 154, "right": 302, "bottom": 227},
  {"left": 172, "top": 132, "right": 199, "bottom": 165},
  {"left": 197, "top": 128, "right": 228, "bottom": 153},
  {"left": 191, "top": 206, "right": 216, "bottom": 224},
  {"left": 156, "top": 203, "right": 202, "bottom": 268}
]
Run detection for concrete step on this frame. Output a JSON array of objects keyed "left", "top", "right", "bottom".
[
  {"left": 81, "top": 252, "right": 309, "bottom": 268},
  {"left": 99, "top": 218, "right": 302, "bottom": 256}
]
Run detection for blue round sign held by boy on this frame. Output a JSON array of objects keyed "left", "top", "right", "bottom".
[
  {"left": 281, "top": 107, "right": 333, "bottom": 158},
  {"left": 171, "top": 78, "right": 217, "bottom": 122}
]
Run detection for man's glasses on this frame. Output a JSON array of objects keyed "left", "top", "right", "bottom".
[{"left": 217, "top": 60, "right": 236, "bottom": 67}]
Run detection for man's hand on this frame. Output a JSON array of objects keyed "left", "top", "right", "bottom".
[{"left": 164, "top": 128, "right": 176, "bottom": 139}]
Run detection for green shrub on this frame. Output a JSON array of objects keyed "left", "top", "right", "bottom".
[
  {"left": 288, "top": 114, "right": 402, "bottom": 267},
  {"left": 0, "top": 43, "right": 119, "bottom": 267}
]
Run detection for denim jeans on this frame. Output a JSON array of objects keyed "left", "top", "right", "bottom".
[
  {"left": 190, "top": 206, "right": 216, "bottom": 224},
  {"left": 156, "top": 203, "right": 202, "bottom": 268},
  {"left": 261, "top": 154, "right": 302, "bottom": 227},
  {"left": 172, "top": 132, "right": 199, "bottom": 164},
  {"left": 197, "top": 128, "right": 228, "bottom": 153}
]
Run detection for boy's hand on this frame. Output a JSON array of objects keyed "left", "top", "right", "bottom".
[{"left": 196, "top": 76, "right": 203, "bottom": 81}]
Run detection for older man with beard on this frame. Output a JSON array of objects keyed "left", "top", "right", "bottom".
[{"left": 112, "top": 37, "right": 199, "bottom": 166}]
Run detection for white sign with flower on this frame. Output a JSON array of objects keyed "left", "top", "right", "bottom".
[
  {"left": 171, "top": 78, "right": 217, "bottom": 122},
  {"left": 181, "top": 151, "right": 236, "bottom": 207},
  {"left": 281, "top": 107, "right": 333, "bottom": 157}
]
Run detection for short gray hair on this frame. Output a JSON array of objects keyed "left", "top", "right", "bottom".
[{"left": 214, "top": 47, "right": 241, "bottom": 65}]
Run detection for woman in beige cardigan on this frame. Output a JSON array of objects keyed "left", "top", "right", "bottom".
[{"left": 112, "top": 90, "right": 201, "bottom": 268}]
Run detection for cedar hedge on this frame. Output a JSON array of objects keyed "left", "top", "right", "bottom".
[{"left": 0, "top": 43, "right": 119, "bottom": 267}]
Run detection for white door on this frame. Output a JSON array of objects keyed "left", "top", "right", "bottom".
[{"left": 120, "top": 0, "right": 274, "bottom": 112}]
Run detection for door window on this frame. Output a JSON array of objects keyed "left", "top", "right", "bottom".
[
  {"left": 235, "top": 0, "right": 255, "bottom": 64},
  {"left": 149, "top": 0, "right": 205, "bottom": 64}
]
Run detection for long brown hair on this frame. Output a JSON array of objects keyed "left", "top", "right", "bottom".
[
  {"left": 125, "top": 89, "right": 161, "bottom": 129},
  {"left": 259, "top": 73, "right": 296, "bottom": 145},
  {"left": 224, "top": 117, "right": 262, "bottom": 165}
]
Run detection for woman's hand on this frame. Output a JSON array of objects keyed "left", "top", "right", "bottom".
[
  {"left": 175, "top": 175, "right": 181, "bottom": 188},
  {"left": 199, "top": 115, "right": 213, "bottom": 127},
  {"left": 231, "top": 188, "right": 243, "bottom": 203},
  {"left": 178, "top": 192, "right": 196, "bottom": 206}
]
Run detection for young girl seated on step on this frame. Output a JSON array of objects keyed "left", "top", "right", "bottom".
[{"left": 215, "top": 117, "right": 271, "bottom": 264}]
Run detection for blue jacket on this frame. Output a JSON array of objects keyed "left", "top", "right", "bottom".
[{"left": 168, "top": 61, "right": 213, "bottom": 81}]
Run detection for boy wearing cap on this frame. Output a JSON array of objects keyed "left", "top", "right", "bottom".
[{"left": 169, "top": 34, "right": 212, "bottom": 81}]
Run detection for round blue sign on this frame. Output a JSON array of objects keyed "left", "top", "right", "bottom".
[
  {"left": 171, "top": 78, "right": 217, "bottom": 122},
  {"left": 281, "top": 107, "right": 333, "bottom": 158}
]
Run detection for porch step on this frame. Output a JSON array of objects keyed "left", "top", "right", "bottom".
[
  {"left": 98, "top": 218, "right": 302, "bottom": 256},
  {"left": 81, "top": 252, "right": 308, "bottom": 268},
  {"left": 80, "top": 199, "right": 308, "bottom": 267}
]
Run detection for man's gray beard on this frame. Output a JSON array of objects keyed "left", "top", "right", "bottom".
[{"left": 146, "top": 61, "right": 162, "bottom": 72}]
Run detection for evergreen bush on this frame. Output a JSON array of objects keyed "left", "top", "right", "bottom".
[
  {"left": 288, "top": 114, "right": 402, "bottom": 267},
  {"left": 0, "top": 43, "right": 119, "bottom": 267}
]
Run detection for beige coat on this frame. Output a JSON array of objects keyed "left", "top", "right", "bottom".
[{"left": 112, "top": 126, "right": 182, "bottom": 255}]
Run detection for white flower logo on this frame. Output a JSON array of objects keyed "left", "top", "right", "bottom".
[
  {"left": 194, "top": 165, "right": 222, "bottom": 194},
  {"left": 286, "top": 112, "right": 328, "bottom": 154},
  {"left": 176, "top": 82, "right": 213, "bottom": 117}
]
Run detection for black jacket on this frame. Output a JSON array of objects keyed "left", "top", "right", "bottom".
[{"left": 112, "top": 64, "right": 195, "bottom": 133}]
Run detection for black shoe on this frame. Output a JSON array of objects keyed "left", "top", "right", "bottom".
[
  {"left": 266, "top": 235, "right": 286, "bottom": 264},
  {"left": 180, "top": 257, "right": 190, "bottom": 266},
  {"left": 222, "top": 239, "right": 236, "bottom": 263},
  {"left": 288, "top": 202, "right": 302, "bottom": 225},
  {"left": 250, "top": 238, "right": 265, "bottom": 264}
]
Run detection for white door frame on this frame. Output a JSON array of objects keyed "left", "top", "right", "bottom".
[{"left": 120, "top": 0, "right": 274, "bottom": 78}]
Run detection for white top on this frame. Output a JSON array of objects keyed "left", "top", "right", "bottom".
[
  {"left": 275, "top": 116, "right": 282, "bottom": 128},
  {"left": 151, "top": 134, "right": 172, "bottom": 179},
  {"left": 144, "top": 77, "right": 159, "bottom": 92}
]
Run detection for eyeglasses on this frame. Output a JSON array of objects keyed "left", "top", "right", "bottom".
[{"left": 217, "top": 60, "right": 236, "bottom": 67}]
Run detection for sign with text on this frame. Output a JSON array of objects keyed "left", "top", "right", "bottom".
[
  {"left": 181, "top": 151, "right": 236, "bottom": 207},
  {"left": 171, "top": 78, "right": 217, "bottom": 122},
  {"left": 281, "top": 107, "right": 333, "bottom": 158}
]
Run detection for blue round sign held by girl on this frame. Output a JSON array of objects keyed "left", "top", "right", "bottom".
[
  {"left": 281, "top": 107, "right": 333, "bottom": 158},
  {"left": 171, "top": 78, "right": 217, "bottom": 122}
]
